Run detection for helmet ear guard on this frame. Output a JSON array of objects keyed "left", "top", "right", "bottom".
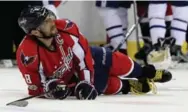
[{"left": 18, "top": 6, "right": 56, "bottom": 34}]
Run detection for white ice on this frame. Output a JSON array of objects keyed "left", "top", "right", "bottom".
[{"left": 0, "top": 68, "right": 188, "bottom": 112}]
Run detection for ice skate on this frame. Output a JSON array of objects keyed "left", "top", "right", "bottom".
[
  {"left": 121, "top": 78, "right": 156, "bottom": 95},
  {"left": 151, "top": 69, "right": 172, "bottom": 83}
]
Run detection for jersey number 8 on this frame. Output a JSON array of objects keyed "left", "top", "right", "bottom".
[{"left": 25, "top": 74, "right": 32, "bottom": 84}]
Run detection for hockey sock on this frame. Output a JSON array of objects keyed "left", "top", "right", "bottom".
[
  {"left": 98, "top": 7, "right": 126, "bottom": 49},
  {"left": 149, "top": 3, "right": 167, "bottom": 45},
  {"left": 171, "top": 6, "right": 188, "bottom": 46}
]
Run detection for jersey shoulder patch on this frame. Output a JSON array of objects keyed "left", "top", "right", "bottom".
[
  {"left": 64, "top": 19, "right": 74, "bottom": 30},
  {"left": 20, "top": 50, "right": 37, "bottom": 67}
]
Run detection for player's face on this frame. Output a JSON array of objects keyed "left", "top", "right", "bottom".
[{"left": 38, "top": 15, "right": 58, "bottom": 37}]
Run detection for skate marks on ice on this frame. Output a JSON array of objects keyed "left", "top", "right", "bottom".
[
  {"left": 155, "top": 71, "right": 188, "bottom": 92},
  {"left": 169, "top": 61, "right": 188, "bottom": 69},
  {"left": 98, "top": 94, "right": 179, "bottom": 106},
  {"left": 0, "top": 105, "right": 65, "bottom": 112},
  {"left": 158, "top": 86, "right": 188, "bottom": 92},
  {"left": 0, "top": 89, "right": 187, "bottom": 112},
  {"left": 0, "top": 68, "right": 188, "bottom": 112},
  {"left": 2, "top": 94, "right": 186, "bottom": 112}
]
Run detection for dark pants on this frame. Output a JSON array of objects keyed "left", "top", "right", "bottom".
[
  {"left": 149, "top": 1, "right": 188, "bottom": 6},
  {"left": 96, "top": 1, "right": 132, "bottom": 8}
]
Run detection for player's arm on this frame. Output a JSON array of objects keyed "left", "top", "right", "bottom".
[
  {"left": 72, "top": 34, "right": 94, "bottom": 84},
  {"left": 56, "top": 19, "right": 94, "bottom": 83},
  {"left": 16, "top": 49, "right": 44, "bottom": 96},
  {"left": 55, "top": 19, "right": 97, "bottom": 99},
  {"left": 60, "top": 20, "right": 94, "bottom": 84},
  {"left": 69, "top": 23, "right": 97, "bottom": 100},
  {"left": 16, "top": 48, "right": 69, "bottom": 99}
]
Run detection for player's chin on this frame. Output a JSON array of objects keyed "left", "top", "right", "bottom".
[{"left": 51, "top": 29, "right": 58, "bottom": 36}]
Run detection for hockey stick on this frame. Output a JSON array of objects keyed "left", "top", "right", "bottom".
[
  {"left": 6, "top": 83, "right": 76, "bottom": 107},
  {"left": 113, "top": 11, "right": 147, "bottom": 52},
  {"left": 6, "top": 89, "right": 53, "bottom": 107},
  {"left": 62, "top": 0, "right": 68, "bottom": 5},
  {"left": 133, "top": 1, "right": 141, "bottom": 51},
  {"left": 104, "top": 9, "right": 147, "bottom": 52},
  {"left": 104, "top": 23, "right": 136, "bottom": 50},
  {"left": 113, "top": 24, "right": 137, "bottom": 52},
  {"left": 103, "top": 22, "right": 137, "bottom": 51}
]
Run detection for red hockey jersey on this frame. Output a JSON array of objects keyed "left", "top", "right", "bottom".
[{"left": 16, "top": 19, "right": 94, "bottom": 96}]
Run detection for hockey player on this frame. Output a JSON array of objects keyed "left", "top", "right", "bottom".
[
  {"left": 17, "top": 6, "right": 97, "bottom": 100},
  {"left": 0, "top": 1, "right": 59, "bottom": 68},
  {"left": 135, "top": 1, "right": 173, "bottom": 67},
  {"left": 96, "top": 1, "right": 132, "bottom": 55},
  {"left": 17, "top": 6, "right": 172, "bottom": 100},
  {"left": 140, "top": 1, "right": 188, "bottom": 67}
]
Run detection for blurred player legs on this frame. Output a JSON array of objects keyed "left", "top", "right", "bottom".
[
  {"left": 96, "top": 1, "right": 132, "bottom": 55},
  {"left": 147, "top": 1, "right": 188, "bottom": 68},
  {"left": 135, "top": 1, "right": 172, "bottom": 67},
  {"left": 170, "top": 2, "right": 188, "bottom": 62}
]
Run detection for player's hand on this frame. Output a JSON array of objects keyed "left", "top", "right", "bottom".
[
  {"left": 47, "top": 80, "right": 70, "bottom": 99},
  {"left": 74, "top": 81, "right": 98, "bottom": 100}
]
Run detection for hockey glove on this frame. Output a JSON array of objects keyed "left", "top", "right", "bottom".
[
  {"left": 74, "top": 81, "right": 98, "bottom": 100},
  {"left": 45, "top": 79, "right": 70, "bottom": 99}
]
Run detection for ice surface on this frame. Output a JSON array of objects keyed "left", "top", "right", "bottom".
[{"left": 0, "top": 68, "right": 188, "bottom": 112}]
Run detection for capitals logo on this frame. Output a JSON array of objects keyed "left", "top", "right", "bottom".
[
  {"left": 64, "top": 19, "right": 74, "bottom": 30},
  {"left": 20, "top": 51, "right": 37, "bottom": 66}
]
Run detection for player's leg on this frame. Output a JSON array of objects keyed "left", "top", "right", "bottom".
[
  {"left": 103, "top": 76, "right": 123, "bottom": 95},
  {"left": 117, "top": 7, "right": 129, "bottom": 54},
  {"left": 117, "top": 8, "right": 128, "bottom": 36},
  {"left": 165, "top": 3, "right": 173, "bottom": 37},
  {"left": 96, "top": 1, "right": 131, "bottom": 54},
  {"left": 104, "top": 76, "right": 155, "bottom": 95},
  {"left": 109, "top": 51, "right": 172, "bottom": 81},
  {"left": 103, "top": 76, "right": 153, "bottom": 95},
  {"left": 149, "top": 1, "right": 167, "bottom": 48},
  {"left": 186, "top": 26, "right": 188, "bottom": 45},
  {"left": 170, "top": 1, "right": 188, "bottom": 62},
  {"left": 135, "top": 1, "right": 172, "bottom": 65},
  {"left": 110, "top": 51, "right": 172, "bottom": 83},
  {"left": 135, "top": 1, "right": 153, "bottom": 63},
  {"left": 137, "top": 1, "right": 150, "bottom": 37},
  {"left": 105, "top": 51, "right": 151, "bottom": 94},
  {"left": 90, "top": 46, "right": 151, "bottom": 95},
  {"left": 143, "top": 1, "right": 173, "bottom": 69},
  {"left": 118, "top": 1, "right": 132, "bottom": 38},
  {"left": 104, "top": 51, "right": 172, "bottom": 95}
]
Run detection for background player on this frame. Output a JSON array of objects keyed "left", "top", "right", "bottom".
[
  {"left": 95, "top": 1, "right": 132, "bottom": 55},
  {"left": 135, "top": 1, "right": 172, "bottom": 64},
  {"left": 146, "top": 1, "right": 188, "bottom": 67}
]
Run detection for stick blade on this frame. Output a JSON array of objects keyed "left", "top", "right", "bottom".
[{"left": 6, "top": 101, "right": 28, "bottom": 107}]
